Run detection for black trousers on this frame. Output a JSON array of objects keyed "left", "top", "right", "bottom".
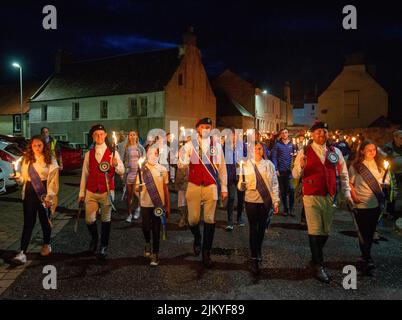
[
  {"left": 237, "top": 189, "right": 245, "bottom": 222},
  {"left": 141, "top": 207, "right": 161, "bottom": 254},
  {"left": 354, "top": 207, "right": 381, "bottom": 260},
  {"left": 245, "top": 202, "right": 271, "bottom": 259},
  {"left": 278, "top": 170, "right": 294, "bottom": 212},
  {"left": 21, "top": 182, "right": 51, "bottom": 253}
]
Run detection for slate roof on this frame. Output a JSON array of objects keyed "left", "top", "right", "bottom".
[
  {"left": 0, "top": 82, "right": 41, "bottom": 115},
  {"left": 31, "top": 47, "right": 183, "bottom": 102},
  {"left": 215, "top": 91, "right": 254, "bottom": 118}
]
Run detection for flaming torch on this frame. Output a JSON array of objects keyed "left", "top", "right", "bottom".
[
  {"left": 12, "top": 157, "right": 22, "bottom": 176},
  {"left": 138, "top": 157, "right": 145, "bottom": 184},
  {"left": 383, "top": 160, "right": 390, "bottom": 183},
  {"left": 112, "top": 131, "right": 117, "bottom": 157}
]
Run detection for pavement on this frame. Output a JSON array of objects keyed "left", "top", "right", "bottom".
[{"left": 0, "top": 170, "right": 401, "bottom": 300}]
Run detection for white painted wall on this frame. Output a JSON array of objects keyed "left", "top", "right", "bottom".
[
  {"left": 293, "top": 103, "right": 317, "bottom": 126},
  {"left": 30, "top": 91, "right": 165, "bottom": 123}
]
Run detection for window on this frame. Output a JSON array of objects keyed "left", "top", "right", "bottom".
[
  {"left": 344, "top": 91, "right": 359, "bottom": 118},
  {"left": 100, "top": 100, "right": 108, "bottom": 119},
  {"left": 178, "top": 73, "right": 184, "bottom": 86},
  {"left": 129, "top": 97, "right": 138, "bottom": 117},
  {"left": 53, "top": 134, "right": 68, "bottom": 141},
  {"left": 41, "top": 105, "right": 48, "bottom": 121},
  {"left": 13, "top": 115, "right": 21, "bottom": 133},
  {"left": 72, "top": 102, "right": 80, "bottom": 120},
  {"left": 139, "top": 97, "right": 147, "bottom": 116}
]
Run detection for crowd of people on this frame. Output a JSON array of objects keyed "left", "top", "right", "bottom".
[{"left": 7, "top": 119, "right": 402, "bottom": 283}]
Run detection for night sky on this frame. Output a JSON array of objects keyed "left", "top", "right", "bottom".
[{"left": 1, "top": 0, "right": 402, "bottom": 122}]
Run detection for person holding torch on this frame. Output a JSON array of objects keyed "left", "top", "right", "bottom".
[
  {"left": 136, "top": 143, "right": 170, "bottom": 266},
  {"left": 292, "top": 121, "right": 354, "bottom": 283},
  {"left": 178, "top": 118, "right": 228, "bottom": 268},
  {"left": 11, "top": 135, "right": 59, "bottom": 265},
  {"left": 78, "top": 124, "right": 124, "bottom": 260},
  {"left": 348, "top": 140, "right": 390, "bottom": 276}
]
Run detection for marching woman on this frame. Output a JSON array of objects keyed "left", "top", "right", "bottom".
[
  {"left": 136, "top": 143, "right": 170, "bottom": 266},
  {"left": 122, "top": 130, "right": 145, "bottom": 223},
  {"left": 12, "top": 135, "right": 59, "bottom": 265},
  {"left": 238, "top": 142, "right": 280, "bottom": 275},
  {"left": 349, "top": 140, "right": 390, "bottom": 276}
]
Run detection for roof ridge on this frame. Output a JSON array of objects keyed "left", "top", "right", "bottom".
[{"left": 68, "top": 46, "right": 180, "bottom": 65}]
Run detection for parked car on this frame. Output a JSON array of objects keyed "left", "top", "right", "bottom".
[
  {"left": 58, "top": 141, "right": 83, "bottom": 171},
  {"left": 0, "top": 141, "right": 23, "bottom": 188},
  {"left": 0, "top": 134, "right": 28, "bottom": 150},
  {"left": 0, "top": 167, "right": 6, "bottom": 194}
]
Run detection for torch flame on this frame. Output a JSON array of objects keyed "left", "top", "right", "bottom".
[
  {"left": 384, "top": 160, "right": 389, "bottom": 170},
  {"left": 138, "top": 157, "right": 145, "bottom": 168},
  {"left": 112, "top": 131, "right": 117, "bottom": 145},
  {"left": 352, "top": 137, "right": 357, "bottom": 143},
  {"left": 13, "top": 157, "right": 22, "bottom": 171}
]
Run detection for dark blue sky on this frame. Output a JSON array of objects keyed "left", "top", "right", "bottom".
[{"left": 1, "top": 0, "right": 402, "bottom": 121}]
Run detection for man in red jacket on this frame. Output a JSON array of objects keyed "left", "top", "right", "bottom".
[
  {"left": 78, "top": 124, "right": 124, "bottom": 259},
  {"left": 292, "top": 121, "right": 354, "bottom": 283},
  {"left": 178, "top": 118, "right": 228, "bottom": 268}
]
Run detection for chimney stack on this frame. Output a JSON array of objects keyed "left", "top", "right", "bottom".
[
  {"left": 284, "top": 81, "right": 291, "bottom": 104},
  {"left": 55, "top": 49, "right": 72, "bottom": 73},
  {"left": 182, "top": 26, "right": 197, "bottom": 47}
]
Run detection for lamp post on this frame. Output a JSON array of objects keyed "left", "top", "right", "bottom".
[{"left": 12, "top": 63, "right": 23, "bottom": 137}]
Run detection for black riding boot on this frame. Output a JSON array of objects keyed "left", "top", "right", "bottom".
[
  {"left": 87, "top": 223, "right": 99, "bottom": 254},
  {"left": 189, "top": 224, "right": 202, "bottom": 256},
  {"left": 202, "top": 223, "right": 215, "bottom": 268},
  {"left": 309, "top": 235, "right": 330, "bottom": 283},
  {"left": 98, "top": 222, "right": 111, "bottom": 260}
]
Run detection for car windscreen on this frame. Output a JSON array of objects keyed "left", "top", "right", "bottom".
[{"left": 5, "top": 144, "right": 23, "bottom": 156}]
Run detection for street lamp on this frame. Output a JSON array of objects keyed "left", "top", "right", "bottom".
[{"left": 12, "top": 62, "right": 23, "bottom": 137}]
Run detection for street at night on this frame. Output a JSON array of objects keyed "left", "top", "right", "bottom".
[
  {"left": 1, "top": 171, "right": 401, "bottom": 300},
  {"left": 1, "top": 0, "right": 402, "bottom": 308}
]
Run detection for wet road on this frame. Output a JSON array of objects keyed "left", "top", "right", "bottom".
[{"left": 1, "top": 187, "right": 402, "bottom": 300}]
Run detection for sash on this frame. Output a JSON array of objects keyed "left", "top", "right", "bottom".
[
  {"left": 98, "top": 161, "right": 117, "bottom": 211},
  {"left": 190, "top": 137, "right": 221, "bottom": 199},
  {"left": 326, "top": 146, "right": 341, "bottom": 206},
  {"left": 142, "top": 165, "right": 167, "bottom": 240},
  {"left": 28, "top": 164, "right": 47, "bottom": 200},
  {"left": 252, "top": 162, "right": 272, "bottom": 210},
  {"left": 355, "top": 163, "right": 386, "bottom": 209},
  {"left": 190, "top": 137, "right": 219, "bottom": 183},
  {"left": 28, "top": 164, "right": 52, "bottom": 226}
]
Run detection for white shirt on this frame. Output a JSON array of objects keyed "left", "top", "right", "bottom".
[
  {"left": 292, "top": 142, "right": 351, "bottom": 198},
  {"left": 79, "top": 143, "right": 125, "bottom": 198},
  {"left": 178, "top": 136, "right": 228, "bottom": 193},
  {"left": 136, "top": 163, "right": 169, "bottom": 207},
  {"left": 349, "top": 159, "right": 390, "bottom": 209},
  {"left": 237, "top": 159, "right": 280, "bottom": 205},
  {"left": 17, "top": 155, "right": 59, "bottom": 213}
]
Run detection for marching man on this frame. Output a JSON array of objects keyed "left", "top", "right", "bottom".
[
  {"left": 78, "top": 124, "right": 124, "bottom": 259},
  {"left": 178, "top": 118, "right": 228, "bottom": 268},
  {"left": 292, "top": 121, "right": 354, "bottom": 283}
]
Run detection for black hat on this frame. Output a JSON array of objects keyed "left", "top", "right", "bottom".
[
  {"left": 195, "top": 117, "right": 212, "bottom": 128},
  {"left": 90, "top": 124, "right": 107, "bottom": 134},
  {"left": 310, "top": 121, "right": 329, "bottom": 132}
]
